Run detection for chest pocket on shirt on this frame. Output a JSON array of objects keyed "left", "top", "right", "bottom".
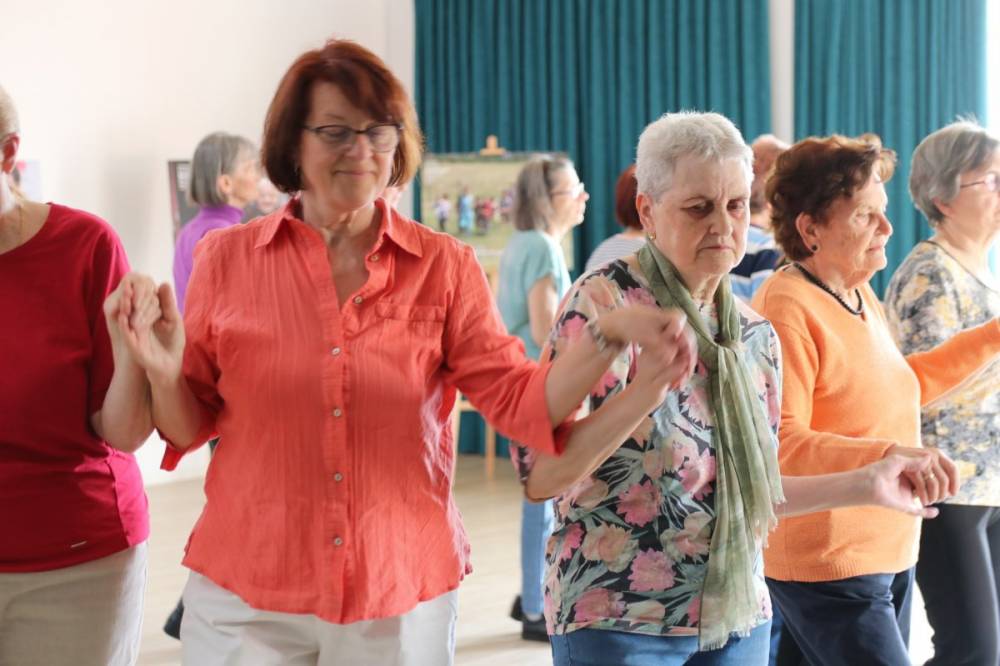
[
  {"left": 375, "top": 302, "right": 446, "bottom": 329},
  {"left": 371, "top": 302, "right": 447, "bottom": 376}
]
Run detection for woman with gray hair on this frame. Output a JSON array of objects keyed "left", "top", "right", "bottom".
[
  {"left": 172, "top": 131, "right": 260, "bottom": 312},
  {"left": 512, "top": 111, "right": 944, "bottom": 664},
  {"left": 885, "top": 120, "right": 1000, "bottom": 666},
  {"left": 498, "top": 155, "right": 589, "bottom": 641}
]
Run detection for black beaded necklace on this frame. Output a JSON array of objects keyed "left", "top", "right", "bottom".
[{"left": 793, "top": 263, "right": 864, "bottom": 316}]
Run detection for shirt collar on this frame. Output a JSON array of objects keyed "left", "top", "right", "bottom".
[{"left": 254, "top": 196, "right": 423, "bottom": 258}]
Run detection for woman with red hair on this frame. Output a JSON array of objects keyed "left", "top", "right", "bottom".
[{"left": 116, "top": 40, "right": 694, "bottom": 664}]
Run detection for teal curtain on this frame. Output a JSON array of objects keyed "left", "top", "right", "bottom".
[
  {"left": 415, "top": 0, "right": 772, "bottom": 457},
  {"left": 795, "top": 0, "right": 988, "bottom": 295}
]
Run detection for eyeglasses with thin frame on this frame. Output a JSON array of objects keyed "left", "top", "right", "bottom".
[
  {"left": 302, "top": 123, "right": 402, "bottom": 153},
  {"left": 959, "top": 171, "right": 1000, "bottom": 193},
  {"left": 551, "top": 181, "right": 586, "bottom": 198}
]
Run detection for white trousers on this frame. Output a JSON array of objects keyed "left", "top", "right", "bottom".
[
  {"left": 181, "top": 572, "right": 458, "bottom": 666},
  {"left": 0, "top": 542, "right": 147, "bottom": 666}
]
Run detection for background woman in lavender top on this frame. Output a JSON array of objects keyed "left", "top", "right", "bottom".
[{"left": 172, "top": 131, "right": 260, "bottom": 312}]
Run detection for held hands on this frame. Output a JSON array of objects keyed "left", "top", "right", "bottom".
[
  {"left": 866, "top": 447, "right": 962, "bottom": 518},
  {"left": 103, "top": 272, "right": 185, "bottom": 382},
  {"left": 598, "top": 306, "right": 698, "bottom": 406},
  {"left": 882, "top": 445, "right": 960, "bottom": 507},
  {"left": 103, "top": 273, "right": 160, "bottom": 344}
]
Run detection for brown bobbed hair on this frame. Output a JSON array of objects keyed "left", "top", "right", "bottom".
[
  {"left": 767, "top": 135, "right": 897, "bottom": 261},
  {"left": 262, "top": 39, "right": 423, "bottom": 193},
  {"left": 614, "top": 165, "right": 641, "bottom": 230}
]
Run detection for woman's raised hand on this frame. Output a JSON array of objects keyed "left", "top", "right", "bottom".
[
  {"left": 599, "top": 305, "right": 698, "bottom": 406},
  {"left": 104, "top": 273, "right": 185, "bottom": 382},
  {"left": 104, "top": 273, "right": 160, "bottom": 346}
]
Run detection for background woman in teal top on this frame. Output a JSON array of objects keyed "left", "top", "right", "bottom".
[{"left": 497, "top": 155, "right": 588, "bottom": 640}]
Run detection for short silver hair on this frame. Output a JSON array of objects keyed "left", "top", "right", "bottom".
[
  {"left": 189, "top": 132, "right": 258, "bottom": 207},
  {"left": 910, "top": 120, "right": 999, "bottom": 226},
  {"left": 635, "top": 111, "right": 752, "bottom": 201},
  {"left": 512, "top": 155, "right": 574, "bottom": 231}
]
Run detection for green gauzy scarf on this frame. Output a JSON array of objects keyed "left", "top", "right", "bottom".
[{"left": 637, "top": 241, "right": 784, "bottom": 651}]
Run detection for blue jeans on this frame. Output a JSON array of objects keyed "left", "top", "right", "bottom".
[
  {"left": 767, "top": 569, "right": 914, "bottom": 666},
  {"left": 520, "top": 498, "right": 554, "bottom": 616},
  {"left": 550, "top": 622, "right": 772, "bottom": 665}
]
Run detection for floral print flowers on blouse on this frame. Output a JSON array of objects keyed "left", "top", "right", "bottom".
[{"left": 512, "top": 257, "right": 782, "bottom": 638}]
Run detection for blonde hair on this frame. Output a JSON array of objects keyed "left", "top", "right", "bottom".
[
  {"left": 0, "top": 85, "right": 24, "bottom": 200},
  {"left": 0, "top": 85, "right": 17, "bottom": 136}
]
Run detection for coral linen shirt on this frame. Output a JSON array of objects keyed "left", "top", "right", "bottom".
[{"left": 162, "top": 198, "right": 562, "bottom": 622}]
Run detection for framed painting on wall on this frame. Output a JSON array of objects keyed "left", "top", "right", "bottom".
[{"left": 420, "top": 151, "right": 575, "bottom": 284}]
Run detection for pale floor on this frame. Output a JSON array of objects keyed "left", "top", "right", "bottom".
[{"left": 137, "top": 455, "right": 934, "bottom": 665}]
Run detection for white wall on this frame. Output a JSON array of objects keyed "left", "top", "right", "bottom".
[
  {"left": 769, "top": 0, "right": 795, "bottom": 142},
  {"left": 1, "top": 0, "right": 414, "bottom": 484}
]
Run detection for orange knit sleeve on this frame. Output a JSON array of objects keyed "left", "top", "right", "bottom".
[{"left": 906, "top": 318, "right": 1000, "bottom": 406}]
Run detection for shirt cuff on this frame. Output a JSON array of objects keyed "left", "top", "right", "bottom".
[
  {"left": 516, "top": 361, "right": 577, "bottom": 457},
  {"left": 158, "top": 419, "right": 216, "bottom": 471}
]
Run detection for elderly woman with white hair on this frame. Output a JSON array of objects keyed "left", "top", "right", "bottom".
[
  {"left": 885, "top": 121, "right": 1000, "bottom": 666},
  {"left": 512, "top": 111, "right": 945, "bottom": 665}
]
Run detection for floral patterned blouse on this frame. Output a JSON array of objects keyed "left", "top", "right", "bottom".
[
  {"left": 886, "top": 241, "right": 1000, "bottom": 506},
  {"left": 512, "top": 257, "right": 782, "bottom": 637}
]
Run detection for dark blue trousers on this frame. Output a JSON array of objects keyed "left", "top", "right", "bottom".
[{"left": 766, "top": 569, "right": 914, "bottom": 666}]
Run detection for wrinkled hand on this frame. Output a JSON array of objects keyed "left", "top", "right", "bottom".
[
  {"left": 599, "top": 305, "right": 692, "bottom": 354},
  {"left": 883, "top": 444, "right": 960, "bottom": 507},
  {"left": 104, "top": 273, "right": 161, "bottom": 346},
  {"left": 865, "top": 453, "right": 954, "bottom": 518},
  {"left": 108, "top": 275, "right": 185, "bottom": 382},
  {"left": 606, "top": 307, "right": 698, "bottom": 406}
]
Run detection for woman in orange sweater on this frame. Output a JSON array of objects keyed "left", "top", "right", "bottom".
[{"left": 752, "top": 136, "right": 1000, "bottom": 666}]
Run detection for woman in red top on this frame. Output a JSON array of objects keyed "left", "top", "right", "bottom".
[
  {"left": 0, "top": 86, "right": 159, "bottom": 665},
  {"left": 116, "top": 41, "right": 695, "bottom": 665}
]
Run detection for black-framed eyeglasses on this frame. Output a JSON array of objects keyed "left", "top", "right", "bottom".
[
  {"left": 302, "top": 123, "right": 402, "bottom": 153},
  {"left": 959, "top": 171, "right": 1000, "bottom": 193}
]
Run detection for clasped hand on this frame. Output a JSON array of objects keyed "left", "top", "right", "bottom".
[
  {"left": 103, "top": 272, "right": 185, "bottom": 381},
  {"left": 599, "top": 305, "right": 698, "bottom": 405}
]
